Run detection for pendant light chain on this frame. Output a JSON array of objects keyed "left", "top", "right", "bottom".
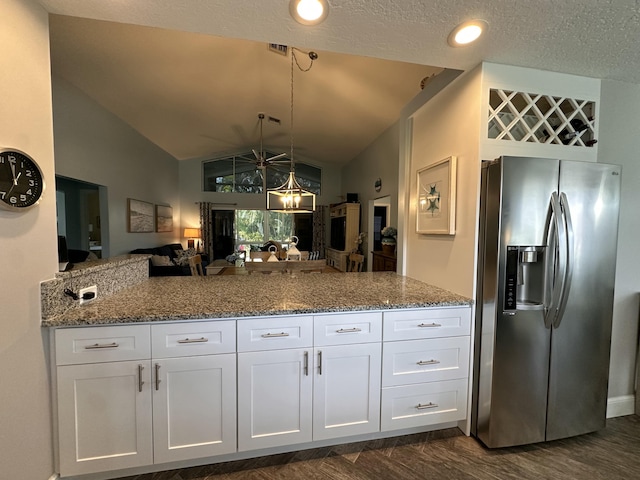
[
  {"left": 289, "top": 48, "right": 316, "bottom": 174},
  {"left": 290, "top": 50, "right": 295, "bottom": 173},
  {"left": 265, "top": 47, "right": 317, "bottom": 213}
]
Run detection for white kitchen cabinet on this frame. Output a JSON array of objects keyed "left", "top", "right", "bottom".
[
  {"left": 152, "top": 354, "right": 237, "bottom": 463},
  {"left": 312, "top": 342, "right": 381, "bottom": 440},
  {"left": 55, "top": 321, "right": 238, "bottom": 475},
  {"left": 55, "top": 325, "right": 153, "bottom": 477},
  {"left": 382, "top": 336, "right": 470, "bottom": 387},
  {"left": 381, "top": 378, "right": 468, "bottom": 431},
  {"left": 151, "top": 321, "right": 237, "bottom": 463},
  {"left": 51, "top": 306, "right": 472, "bottom": 479},
  {"left": 381, "top": 307, "right": 471, "bottom": 432},
  {"left": 237, "top": 348, "right": 313, "bottom": 451},
  {"left": 56, "top": 360, "right": 153, "bottom": 476}
]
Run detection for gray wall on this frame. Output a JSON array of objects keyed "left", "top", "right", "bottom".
[
  {"left": 341, "top": 122, "right": 400, "bottom": 266},
  {"left": 53, "top": 76, "right": 181, "bottom": 256}
]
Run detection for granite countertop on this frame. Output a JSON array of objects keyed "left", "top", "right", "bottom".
[
  {"left": 42, "top": 272, "right": 472, "bottom": 327},
  {"left": 56, "top": 254, "right": 150, "bottom": 279}
]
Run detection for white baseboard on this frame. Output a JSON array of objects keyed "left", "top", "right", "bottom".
[
  {"left": 48, "top": 474, "right": 59, "bottom": 480},
  {"left": 606, "top": 394, "right": 636, "bottom": 418}
]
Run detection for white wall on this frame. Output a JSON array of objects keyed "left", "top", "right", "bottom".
[
  {"left": 404, "top": 66, "right": 482, "bottom": 297},
  {"left": 53, "top": 77, "right": 181, "bottom": 256},
  {"left": 0, "top": 1, "right": 57, "bottom": 478},
  {"left": 341, "top": 122, "right": 399, "bottom": 265},
  {"left": 599, "top": 79, "right": 640, "bottom": 405}
]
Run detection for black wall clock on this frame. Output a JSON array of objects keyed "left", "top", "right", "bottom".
[{"left": 0, "top": 148, "right": 45, "bottom": 211}]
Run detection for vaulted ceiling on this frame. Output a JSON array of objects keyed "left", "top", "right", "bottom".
[{"left": 41, "top": 1, "right": 640, "bottom": 167}]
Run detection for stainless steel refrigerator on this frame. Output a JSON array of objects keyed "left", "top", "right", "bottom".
[{"left": 472, "top": 156, "right": 621, "bottom": 448}]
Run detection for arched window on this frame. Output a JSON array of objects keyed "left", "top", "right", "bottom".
[{"left": 203, "top": 153, "right": 321, "bottom": 194}]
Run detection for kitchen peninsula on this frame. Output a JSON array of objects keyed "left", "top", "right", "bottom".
[{"left": 43, "top": 257, "right": 473, "bottom": 479}]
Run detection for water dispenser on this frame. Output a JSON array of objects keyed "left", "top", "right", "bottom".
[{"left": 504, "top": 245, "right": 546, "bottom": 313}]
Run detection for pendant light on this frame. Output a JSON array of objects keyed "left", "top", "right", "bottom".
[{"left": 266, "top": 48, "right": 317, "bottom": 213}]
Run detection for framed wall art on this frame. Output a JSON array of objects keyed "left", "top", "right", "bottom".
[
  {"left": 416, "top": 156, "right": 457, "bottom": 235},
  {"left": 127, "top": 198, "right": 154, "bottom": 233},
  {"left": 155, "top": 205, "right": 173, "bottom": 232}
]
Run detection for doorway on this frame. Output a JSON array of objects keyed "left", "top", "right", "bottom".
[
  {"left": 55, "top": 176, "right": 109, "bottom": 258},
  {"left": 211, "top": 210, "right": 235, "bottom": 260},
  {"left": 294, "top": 213, "right": 313, "bottom": 251},
  {"left": 367, "top": 196, "right": 391, "bottom": 271}
]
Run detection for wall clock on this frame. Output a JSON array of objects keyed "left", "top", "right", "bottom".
[{"left": 0, "top": 148, "right": 45, "bottom": 211}]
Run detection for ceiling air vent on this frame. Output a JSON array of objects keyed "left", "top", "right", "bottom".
[{"left": 268, "top": 44, "right": 288, "bottom": 56}]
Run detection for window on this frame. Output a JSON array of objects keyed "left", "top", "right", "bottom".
[
  {"left": 235, "top": 210, "right": 295, "bottom": 252},
  {"left": 203, "top": 153, "right": 321, "bottom": 194}
]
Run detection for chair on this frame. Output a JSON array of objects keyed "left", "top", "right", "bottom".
[
  {"left": 188, "top": 254, "right": 204, "bottom": 276},
  {"left": 348, "top": 253, "right": 364, "bottom": 272}
]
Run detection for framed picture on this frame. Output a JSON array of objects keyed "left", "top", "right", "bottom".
[
  {"left": 416, "top": 156, "right": 457, "bottom": 235},
  {"left": 155, "top": 205, "right": 173, "bottom": 232},
  {"left": 127, "top": 198, "right": 154, "bottom": 233}
]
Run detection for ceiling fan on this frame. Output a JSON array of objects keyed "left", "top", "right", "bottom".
[{"left": 251, "top": 113, "right": 289, "bottom": 169}]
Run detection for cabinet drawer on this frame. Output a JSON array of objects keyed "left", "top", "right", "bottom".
[
  {"left": 237, "top": 316, "right": 313, "bottom": 352},
  {"left": 151, "top": 320, "right": 236, "bottom": 358},
  {"left": 381, "top": 379, "right": 467, "bottom": 431},
  {"left": 383, "top": 307, "right": 471, "bottom": 341},
  {"left": 314, "top": 312, "right": 382, "bottom": 346},
  {"left": 55, "top": 325, "right": 151, "bottom": 365},
  {"left": 382, "top": 337, "right": 469, "bottom": 387}
]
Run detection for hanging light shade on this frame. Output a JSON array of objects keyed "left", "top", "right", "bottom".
[
  {"left": 267, "top": 171, "right": 316, "bottom": 212},
  {"left": 267, "top": 47, "right": 317, "bottom": 213}
]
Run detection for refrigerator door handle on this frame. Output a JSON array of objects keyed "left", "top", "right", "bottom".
[
  {"left": 544, "top": 192, "right": 566, "bottom": 329},
  {"left": 553, "top": 193, "right": 575, "bottom": 328}
]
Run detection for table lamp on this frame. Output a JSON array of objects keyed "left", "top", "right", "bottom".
[{"left": 183, "top": 228, "right": 201, "bottom": 250}]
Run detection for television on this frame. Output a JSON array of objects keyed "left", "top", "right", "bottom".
[{"left": 330, "top": 217, "right": 346, "bottom": 251}]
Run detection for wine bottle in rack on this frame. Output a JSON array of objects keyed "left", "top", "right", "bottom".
[{"left": 561, "top": 116, "right": 594, "bottom": 144}]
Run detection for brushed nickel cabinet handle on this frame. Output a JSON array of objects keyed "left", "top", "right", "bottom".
[
  {"left": 138, "top": 364, "right": 145, "bottom": 393},
  {"left": 416, "top": 402, "right": 438, "bottom": 410},
  {"left": 418, "top": 323, "right": 442, "bottom": 328},
  {"left": 304, "top": 351, "right": 309, "bottom": 376},
  {"left": 336, "top": 328, "right": 362, "bottom": 333},
  {"left": 417, "top": 359, "right": 441, "bottom": 366},
  {"left": 84, "top": 342, "right": 119, "bottom": 349},
  {"left": 155, "top": 363, "right": 161, "bottom": 391},
  {"left": 261, "top": 332, "right": 290, "bottom": 338},
  {"left": 177, "top": 337, "right": 208, "bottom": 344}
]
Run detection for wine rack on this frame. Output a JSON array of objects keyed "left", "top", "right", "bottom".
[{"left": 488, "top": 89, "right": 596, "bottom": 147}]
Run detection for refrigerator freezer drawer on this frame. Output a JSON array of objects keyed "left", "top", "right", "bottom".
[
  {"left": 382, "top": 337, "right": 470, "bottom": 387},
  {"left": 383, "top": 307, "right": 471, "bottom": 341},
  {"left": 381, "top": 379, "right": 467, "bottom": 431}
]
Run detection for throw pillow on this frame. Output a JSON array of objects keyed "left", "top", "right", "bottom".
[
  {"left": 173, "top": 248, "right": 196, "bottom": 266},
  {"left": 151, "top": 255, "right": 173, "bottom": 267}
]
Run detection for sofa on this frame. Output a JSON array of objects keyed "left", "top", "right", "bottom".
[{"left": 130, "top": 243, "right": 209, "bottom": 276}]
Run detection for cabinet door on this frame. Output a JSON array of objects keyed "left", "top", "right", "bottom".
[
  {"left": 238, "top": 348, "right": 312, "bottom": 451},
  {"left": 153, "top": 354, "right": 237, "bottom": 463},
  {"left": 313, "top": 343, "right": 381, "bottom": 441},
  {"left": 57, "top": 361, "right": 153, "bottom": 476}
]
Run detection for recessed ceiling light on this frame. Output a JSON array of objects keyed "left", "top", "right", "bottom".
[
  {"left": 448, "top": 19, "right": 488, "bottom": 47},
  {"left": 289, "top": 0, "right": 329, "bottom": 26}
]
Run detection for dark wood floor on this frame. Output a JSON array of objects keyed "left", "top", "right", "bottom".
[{"left": 118, "top": 415, "right": 640, "bottom": 480}]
